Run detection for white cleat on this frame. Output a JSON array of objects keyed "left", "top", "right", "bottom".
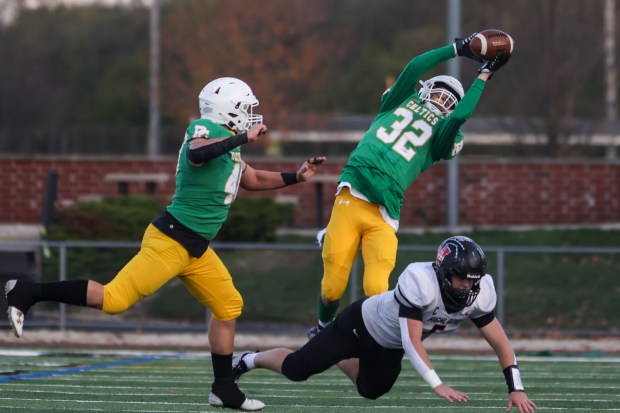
[
  {"left": 7, "top": 306, "right": 24, "bottom": 338},
  {"left": 208, "top": 392, "right": 265, "bottom": 411},
  {"left": 5, "top": 279, "right": 25, "bottom": 338}
]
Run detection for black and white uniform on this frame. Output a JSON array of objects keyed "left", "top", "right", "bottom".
[
  {"left": 363, "top": 261, "right": 496, "bottom": 344},
  {"left": 280, "top": 262, "right": 496, "bottom": 400}
]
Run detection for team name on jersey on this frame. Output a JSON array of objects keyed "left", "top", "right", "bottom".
[
  {"left": 405, "top": 100, "right": 440, "bottom": 125},
  {"left": 428, "top": 315, "right": 461, "bottom": 325},
  {"left": 230, "top": 152, "right": 241, "bottom": 162}
]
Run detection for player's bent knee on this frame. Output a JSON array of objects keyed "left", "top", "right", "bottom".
[
  {"left": 210, "top": 307, "right": 242, "bottom": 321},
  {"left": 321, "top": 272, "right": 349, "bottom": 302},
  {"left": 209, "top": 295, "right": 243, "bottom": 321},
  {"left": 356, "top": 383, "right": 389, "bottom": 400},
  {"left": 102, "top": 298, "right": 130, "bottom": 315},
  {"left": 363, "top": 283, "right": 389, "bottom": 297},
  {"left": 101, "top": 285, "right": 129, "bottom": 314},
  {"left": 321, "top": 287, "right": 345, "bottom": 303},
  {"left": 357, "top": 387, "right": 386, "bottom": 400},
  {"left": 281, "top": 354, "right": 312, "bottom": 382},
  {"left": 356, "top": 373, "right": 395, "bottom": 400}
]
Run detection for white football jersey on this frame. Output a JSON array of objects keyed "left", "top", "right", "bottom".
[{"left": 361, "top": 262, "right": 497, "bottom": 349}]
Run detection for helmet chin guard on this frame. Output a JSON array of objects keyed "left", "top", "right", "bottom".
[
  {"left": 198, "top": 77, "right": 262, "bottom": 132},
  {"left": 418, "top": 75, "right": 464, "bottom": 116},
  {"left": 434, "top": 236, "right": 487, "bottom": 312}
]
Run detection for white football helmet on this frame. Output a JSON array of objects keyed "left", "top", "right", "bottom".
[
  {"left": 418, "top": 75, "right": 464, "bottom": 116},
  {"left": 198, "top": 77, "right": 263, "bottom": 132}
]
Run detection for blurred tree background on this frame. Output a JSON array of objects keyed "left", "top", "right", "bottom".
[{"left": 0, "top": 0, "right": 615, "bottom": 156}]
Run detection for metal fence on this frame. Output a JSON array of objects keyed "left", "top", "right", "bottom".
[{"left": 0, "top": 240, "right": 619, "bottom": 335}]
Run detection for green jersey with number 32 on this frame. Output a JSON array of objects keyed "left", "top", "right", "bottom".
[
  {"left": 167, "top": 119, "right": 242, "bottom": 240},
  {"left": 340, "top": 45, "right": 486, "bottom": 221}
]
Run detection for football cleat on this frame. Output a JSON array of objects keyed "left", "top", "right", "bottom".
[
  {"left": 208, "top": 392, "right": 265, "bottom": 411},
  {"left": 307, "top": 324, "right": 323, "bottom": 340},
  {"left": 5, "top": 279, "right": 33, "bottom": 338},
  {"left": 7, "top": 306, "right": 25, "bottom": 338},
  {"left": 232, "top": 351, "right": 257, "bottom": 381}
]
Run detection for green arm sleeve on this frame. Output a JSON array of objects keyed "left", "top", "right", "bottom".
[
  {"left": 432, "top": 78, "right": 487, "bottom": 160},
  {"left": 379, "top": 44, "right": 456, "bottom": 113}
]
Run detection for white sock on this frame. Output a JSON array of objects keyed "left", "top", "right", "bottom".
[{"left": 244, "top": 352, "right": 257, "bottom": 370}]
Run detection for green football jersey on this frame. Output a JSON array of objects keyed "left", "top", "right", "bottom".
[
  {"left": 166, "top": 119, "right": 242, "bottom": 240},
  {"left": 340, "top": 44, "right": 486, "bottom": 221}
]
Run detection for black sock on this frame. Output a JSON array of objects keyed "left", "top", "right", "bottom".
[
  {"left": 36, "top": 280, "right": 89, "bottom": 306},
  {"left": 211, "top": 352, "right": 245, "bottom": 408},
  {"left": 211, "top": 352, "right": 234, "bottom": 381}
]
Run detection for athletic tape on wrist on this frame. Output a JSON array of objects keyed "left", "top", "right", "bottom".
[
  {"left": 422, "top": 369, "right": 442, "bottom": 389},
  {"left": 503, "top": 365, "right": 525, "bottom": 393}
]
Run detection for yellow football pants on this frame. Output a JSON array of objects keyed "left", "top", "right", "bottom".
[
  {"left": 320, "top": 188, "right": 398, "bottom": 301},
  {"left": 102, "top": 224, "right": 243, "bottom": 321}
]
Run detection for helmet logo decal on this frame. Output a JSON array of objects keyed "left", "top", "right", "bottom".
[{"left": 436, "top": 244, "right": 451, "bottom": 262}]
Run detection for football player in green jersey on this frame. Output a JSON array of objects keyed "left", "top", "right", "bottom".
[
  {"left": 308, "top": 34, "right": 511, "bottom": 339},
  {"left": 5, "top": 77, "right": 326, "bottom": 411}
]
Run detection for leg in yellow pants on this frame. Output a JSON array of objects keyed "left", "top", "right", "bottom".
[
  {"left": 321, "top": 188, "right": 398, "bottom": 303},
  {"left": 103, "top": 224, "right": 243, "bottom": 321}
]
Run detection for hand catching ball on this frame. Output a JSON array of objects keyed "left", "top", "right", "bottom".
[{"left": 469, "top": 29, "right": 514, "bottom": 60}]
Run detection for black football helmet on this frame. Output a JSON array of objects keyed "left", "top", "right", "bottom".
[{"left": 434, "top": 236, "right": 487, "bottom": 313}]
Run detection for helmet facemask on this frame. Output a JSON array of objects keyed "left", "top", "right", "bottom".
[
  {"left": 226, "top": 100, "right": 262, "bottom": 132},
  {"left": 437, "top": 268, "right": 482, "bottom": 312},
  {"left": 418, "top": 75, "right": 464, "bottom": 117}
]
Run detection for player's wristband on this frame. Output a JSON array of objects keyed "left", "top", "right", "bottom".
[
  {"left": 281, "top": 172, "right": 299, "bottom": 186},
  {"left": 422, "top": 369, "right": 442, "bottom": 389},
  {"left": 503, "top": 365, "right": 525, "bottom": 393}
]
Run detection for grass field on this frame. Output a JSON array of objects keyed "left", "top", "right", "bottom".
[{"left": 0, "top": 347, "right": 618, "bottom": 412}]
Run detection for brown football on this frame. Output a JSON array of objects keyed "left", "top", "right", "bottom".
[{"left": 469, "top": 29, "right": 514, "bottom": 60}]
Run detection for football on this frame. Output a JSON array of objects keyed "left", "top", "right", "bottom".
[{"left": 469, "top": 29, "right": 514, "bottom": 61}]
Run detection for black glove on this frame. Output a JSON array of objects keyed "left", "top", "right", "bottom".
[
  {"left": 454, "top": 33, "right": 483, "bottom": 63},
  {"left": 478, "top": 53, "right": 512, "bottom": 79}
]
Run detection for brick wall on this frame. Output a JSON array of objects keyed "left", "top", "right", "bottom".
[{"left": 1, "top": 156, "right": 618, "bottom": 228}]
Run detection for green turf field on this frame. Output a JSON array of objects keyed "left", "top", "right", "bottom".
[{"left": 0, "top": 348, "right": 618, "bottom": 412}]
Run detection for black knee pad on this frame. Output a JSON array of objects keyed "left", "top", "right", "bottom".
[{"left": 281, "top": 353, "right": 312, "bottom": 382}]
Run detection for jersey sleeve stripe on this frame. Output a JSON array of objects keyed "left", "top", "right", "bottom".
[
  {"left": 398, "top": 303, "right": 423, "bottom": 320},
  {"left": 471, "top": 312, "right": 495, "bottom": 328},
  {"left": 395, "top": 285, "right": 416, "bottom": 308}
]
